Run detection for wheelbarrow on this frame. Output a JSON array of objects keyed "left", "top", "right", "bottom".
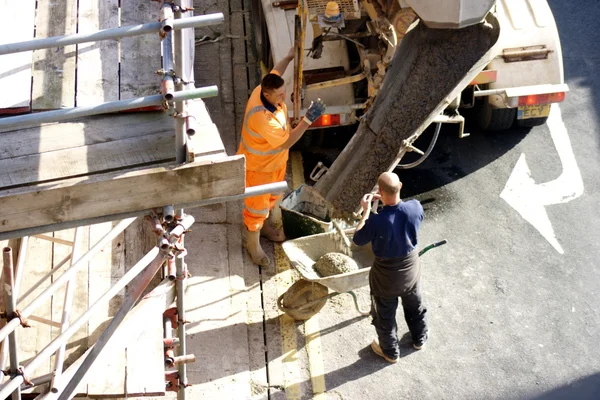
[{"left": 278, "top": 230, "right": 447, "bottom": 320}]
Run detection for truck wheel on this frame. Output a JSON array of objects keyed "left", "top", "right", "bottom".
[
  {"left": 515, "top": 116, "right": 548, "bottom": 129},
  {"left": 477, "top": 97, "right": 516, "bottom": 131},
  {"left": 279, "top": 279, "right": 328, "bottom": 321}
]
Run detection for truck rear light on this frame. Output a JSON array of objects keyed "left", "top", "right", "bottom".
[
  {"left": 310, "top": 114, "right": 341, "bottom": 127},
  {"left": 518, "top": 92, "right": 565, "bottom": 106}
]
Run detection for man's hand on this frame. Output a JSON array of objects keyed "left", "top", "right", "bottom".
[
  {"left": 303, "top": 98, "right": 327, "bottom": 125},
  {"left": 360, "top": 193, "right": 381, "bottom": 212},
  {"left": 361, "top": 193, "right": 373, "bottom": 212},
  {"left": 356, "top": 192, "right": 379, "bottom": 232}
]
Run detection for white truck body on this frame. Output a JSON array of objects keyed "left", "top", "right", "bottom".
[{"left": 254, "top": 0, "right": 567, "bottom": 130}]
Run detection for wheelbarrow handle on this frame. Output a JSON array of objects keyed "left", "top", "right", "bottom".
[{"left": 418, "top": 239, "right": 448, "bottom": 257}]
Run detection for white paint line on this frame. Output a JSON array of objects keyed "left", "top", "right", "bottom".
[{"left": 500, "top": 104, "right": 584, "bottom": 254}]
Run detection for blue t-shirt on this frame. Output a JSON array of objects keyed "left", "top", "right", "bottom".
[{"left": 352, "top": 200, "right": 424, "bottom": 258}]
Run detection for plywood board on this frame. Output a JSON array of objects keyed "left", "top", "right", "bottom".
[
  {"left": 0, "top": 155, "right": 246, "bottom": 235},
  {"left": 76, "top": 0, "right": 120, "bottom": 106},
  {"left": 120, "top": 0, "right": 161, "bottom": 100},
  {"left": 0, "top": 0, "right": 35, "bottom": 112},
  {"left": 31, "top": 0, "right": 78, "bottom": 110}
]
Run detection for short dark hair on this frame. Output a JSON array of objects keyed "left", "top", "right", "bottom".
[{"left": 261, "top": 73, "right": 285, "bottom": 92}]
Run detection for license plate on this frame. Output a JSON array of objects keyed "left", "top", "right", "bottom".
[{"left": 517, "top": 104, "right": 551, "bottom": 120}]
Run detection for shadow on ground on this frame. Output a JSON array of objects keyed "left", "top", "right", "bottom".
[{"left": 529, "top": 372, "right": 600, "bottom": 400}]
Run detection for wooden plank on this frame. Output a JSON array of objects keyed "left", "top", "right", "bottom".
[
  {"left": 232, "top": 219, "right": 271, "bottom": 398},
  {"left": 122, "top": 282, "right": 169, "bottom": 396},
  {"left": 184, "top": 223, "right": 253, "bottom": 398},
  {"left": 0, "top": 238, "right": 20, "bottom": 371},
  {"left": 31, "top": 0, "right": 78, "bottom": 110},
  {"left": 18, "top": 236, "right": 53, "bottom": 390},
  {"left": 0, "top": 131, "right": 175, "bottom": 189},
  {"left": 39, "top": 281, "right": 175, "bottom": 399},
  {"left": 0, "top": 1, "right": 35, "bottom": 112},
  {"left": 50, "top": 228, "right": 89, "bottom": 372},
  {"left": 86, "top": 221, "right": 127, "bottom": 396},
  {"left": 121, "top": 216, "right": 162, "bottom": 396},
  {"left": 0, "top": 155, "right": 246, "bottom": 235},
  {"left": 120, "top": 0, "right": 161, "bottom": 100},
  {"left": 184, "top": 99, "right": 227, "bottom": 161},
  {"left": 0, "top": 112, "right": 173, "bottom": 157},
  {"left": 123, "top": 217, "right": 159, "bottom": 309},
  {"left": 76, "top": 0, "right": 120, "bottom": 106},
  {"left": 88, "top": 275, "right": 172, "bottom": 397}
]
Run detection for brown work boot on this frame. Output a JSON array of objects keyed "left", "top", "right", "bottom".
[
  {"left": 260, "top": 219, "right": 286, "bottom": 242},
  {"left": 370, "top": 340, "right": 398, "bottom": 364},
  {"left": 243, "top": 227, "right": 271, "bottom": 267}
]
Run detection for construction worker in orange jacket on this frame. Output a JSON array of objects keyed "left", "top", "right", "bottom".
[{"left": 237, "top": 48, "right": 326, "bottom": 266}]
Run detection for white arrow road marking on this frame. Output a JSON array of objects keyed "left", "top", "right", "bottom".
[{"left": 500, "top": 104, "right": 584, "bottom": 254}]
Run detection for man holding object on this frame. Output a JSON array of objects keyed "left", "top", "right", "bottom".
[
  {"left": 237, "top": 48, "right": 327, "bottom": 267},
  {"left": 352, "top": 172, "right": 427, "bottom": 363}
]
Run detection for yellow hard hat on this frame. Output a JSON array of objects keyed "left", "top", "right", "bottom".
[{"left": 324, "top": 1, "right": 340, "bottom": 18}]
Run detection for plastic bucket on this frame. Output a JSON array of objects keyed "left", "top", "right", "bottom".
[{"left": 280, "top": 184, "right": 334, "bottom": 239}]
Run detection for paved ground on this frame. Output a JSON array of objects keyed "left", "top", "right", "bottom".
[
  {"left": 300, "top": 1, "right": 600, "bottom": 399},
  {"left": 178, "top": 0, "right": 600, "bottom": 399}
]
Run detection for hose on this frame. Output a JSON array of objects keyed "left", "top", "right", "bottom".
[{"left": 397, "top": 122, "right": 442, "bottom": 169}]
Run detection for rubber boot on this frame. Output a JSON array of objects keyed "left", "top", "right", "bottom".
[
  {"left": 243, "top": 227, "right": 271, "bottom": 267},
  {"left": 260, "top": 218, "right": 286, "bottom": 242}
]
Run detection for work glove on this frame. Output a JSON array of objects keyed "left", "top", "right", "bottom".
[{"left": 303, "top": 98, "right": 327, "bottom": 125}]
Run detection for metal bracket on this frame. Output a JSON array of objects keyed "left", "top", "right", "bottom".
[
  {"left": 432, "top": 113, "right": 467, "bottom": 138},
  {"left": 165, "top": 371, "right": 179, "bottom": 392},
  {"left": 309, "top": 161, "right": 328, "bottom": 182},
  {"left": 163, "top": 307, "right": 189, "bottom": 328}
]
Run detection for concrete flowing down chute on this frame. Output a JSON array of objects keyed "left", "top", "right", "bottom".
[{"left": 314, "top": 8, "right": 501, "bottom": 216}]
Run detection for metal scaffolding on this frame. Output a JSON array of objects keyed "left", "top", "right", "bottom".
[{"left": 0, "top": 1, "right": 286, "bottom": 399}]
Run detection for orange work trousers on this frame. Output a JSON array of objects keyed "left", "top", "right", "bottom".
[{"left": 243, "top": 165, "right": 286, "bottom": 232}]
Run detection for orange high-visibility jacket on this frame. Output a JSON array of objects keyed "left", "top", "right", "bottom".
[{"left": 237, "top": 75, "right": 290, "bottom": 172}]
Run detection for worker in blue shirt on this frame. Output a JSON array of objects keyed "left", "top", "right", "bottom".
[{"left": 353, "top": 172, "right": 427, "bottom": 363}]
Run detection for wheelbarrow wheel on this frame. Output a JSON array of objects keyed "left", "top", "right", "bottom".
[{"left": 280, "top": 279, "right": 329, "bottom": 321}]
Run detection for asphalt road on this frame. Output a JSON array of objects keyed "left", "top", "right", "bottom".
[{"left": 307, "top": 1, "right": 600, "bottom": 399}]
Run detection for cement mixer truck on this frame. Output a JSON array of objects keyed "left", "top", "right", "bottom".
[
  {"left": 252, "top": 0, "right": 567, "bottom": 133},
  {"left": 252, "top": 0, "right": 569, "bottom": 215}
]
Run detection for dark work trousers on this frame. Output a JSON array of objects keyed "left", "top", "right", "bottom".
[{"left": 370, "top": 279, "right": 428, "bottom": 358}]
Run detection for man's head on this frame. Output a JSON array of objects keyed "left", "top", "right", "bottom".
[
  {"left": 261, "top": 73, "right": 286, "bottom": 107},
  {"left": 377, "top": 172, "right": 402, "bottom": 205}
]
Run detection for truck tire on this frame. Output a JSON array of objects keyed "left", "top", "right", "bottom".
[
  {"left": 477, "top": 97, "right": 516, "bottom": 131},
  {"left": 515, "top": 116, "right": 549, "bottom": 129}
]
